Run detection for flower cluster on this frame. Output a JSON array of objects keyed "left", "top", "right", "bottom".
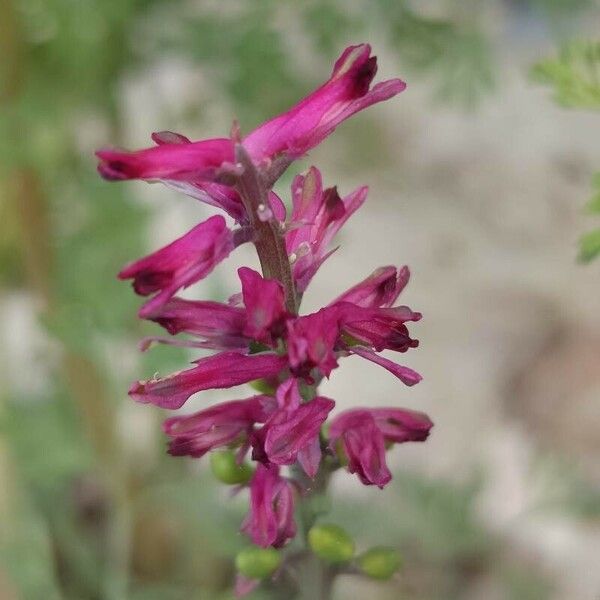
[{"left": 98, "top": 44, "right": 432, "bottom": 556}]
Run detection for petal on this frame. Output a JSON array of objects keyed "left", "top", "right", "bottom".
[
  {"left": 96, "top": 137, "right": 234, "bottom": 181},
  {"left": 264, "top": 397, "right": 334, "bottom": 466},
  {"left": 243, "top": 44, "right": 406, "bottom": 161},
  {"left": 330, "top": 265, "right": 410, "bottom": 308},
  {"left": 129, "top": 351, "right": 287, "bottom": 409},
  {"left": 371, "top": 407, "right": 433, "bottom": 443},
  {"left": 349, "top": 346, "right": 422, "bottom": 386},
  {"left": 118, "top": 215, "right": 235, "bottom": 317},
  {"left": 239, "top": 267, "right": 287, "bottom": 342},
  {"left": 297, "top": 435, "right": 322, "bottom": 479},
  {"left": 148, "top": 297, "right": 248, "bottom": 348}
]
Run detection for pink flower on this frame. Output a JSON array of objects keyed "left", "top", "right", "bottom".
[
  {"left": 163, "top": 397, "right": 271, "bottom": 458},
  {"left": 118, "top": 215, "right": 236, "bottom": 317},
  {"left": 145, "top": 297, "right": 249, "bottom": 350},
  {"left": 348, "top": 346, "right": 422, "bottom": 387},
  {"left": 252, "top": 379, "right": 335, "bottom": 478},
  {"left": 129, "top": 351, "right": 287, "bottom": 409},
  {"left": 329, "top": 407, "right": 432, "bottom": 487},
  {"left": 336, "top": 302, "right": 421, "bottom": 353},
  {"left": 285, "top": 167, "right": 367, "bottom": 292},
  {"left": 241, "top": 464, "right": 296, "bottom": 548},
  {"left": 96, "top": 137, "right": 235, "bottom": 181},
  {"left": 96, "top": 45, "right": 405, "bottom": 220},
  {"left": 243, "top": 44, "right": 406, "bottom": 162},
  {"left": 239, "top": 267, "right": 288, "bottom": 343},
  {"left": 331, "top": 265, "right": 411, "bottom": 308},
  {"left": 286, "top": 307, "right": 341, "bottom": 379}
]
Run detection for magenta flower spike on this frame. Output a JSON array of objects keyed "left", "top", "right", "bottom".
[{"left": 101, "top": 43, "right": 432, "bottom": 594}]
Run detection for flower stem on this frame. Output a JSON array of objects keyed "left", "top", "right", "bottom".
[{"left": 234, "top": 144, "right": 298, "bottom": 314}]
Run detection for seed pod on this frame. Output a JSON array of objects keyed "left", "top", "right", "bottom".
[
  {"left": 357, "top": 546, "right": 402, "bottom": 580},
  {"left": 210, "top": 450, "right": 253, "bottom": 485},
  {"left": 308, "top": 524, "right": 355, "bottom": 563},
  {"left": 235, "top": 547, "right": 281, "bottom": 579}
]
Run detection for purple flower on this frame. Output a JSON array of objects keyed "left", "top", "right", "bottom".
[
  {"left": 145, "top": 297, "right": 249, "bottom": 350},
  {"left": 239, "top": 267, "right": 288, "bottom": 343},
  {"left": 96, "top": 45, "right": 405, "bottom": 218},
  {"left": 96, "top": 137, "right": 235, "bottom": 182},
  {"left": 252, "top": 379, "right": 335, "bottom": 478},
  {"left": 285, "top": 167, "right": 367, "bottom": 292},
  {"left": 329, "top": 407, "right": 433, "bottom": 487},
  {"left": 331, "top": 265, "right": 410, "bottom": 308},
  {"left": 286, "top": 307, "right": 341, "bottom": 378},
  {"left": 241, "top": 464, "right": 297, "bottom": 548},
  {"left": 129, "top": 351, "right": 287, "bottom": 409},
  {"left": 243, "top": 44, "right": 406, "bottom": 162},
  {"left": 118, "top": 215, "right": 236, "bottom": 317},
  {"left": 163, "top": 397, "right": 271, "bottom": 458}
]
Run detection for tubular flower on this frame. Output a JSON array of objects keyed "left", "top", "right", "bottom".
[
  {"left": 252, "top": 379, "right": 335, "bottom": 478},
  {"left": 243, "top": 43, "right": 406, "bottom": 163},
  {"left": 118, "top": 215, "right": 237, "bottom": 317},
  {"left": 241, "top": 464, "right": 297, "bottom": 548},
  {"left": 329, "top": 408, "right": 433, "bottom": 487},
  {"left": 285, "top": 167, "right": 367, "bottom": 292},
  {"left": 163, "top": 397, "right": 271, "bottom": 458},
  {"left": 96, "top": 44, "right": 405, "bottom": 217},
  {"left": 102, "top": 44, "right": 431, "bottom": 560}
]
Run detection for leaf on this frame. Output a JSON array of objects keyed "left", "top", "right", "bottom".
[
  {"left": 585, "top": 172, "right": 600, "bottom": 214},
  {"left": 578, "top": 228, "right": 600, "bottom": 262},
  {"left": 531, "top": 40, "right": 600, "bottom": 110}
]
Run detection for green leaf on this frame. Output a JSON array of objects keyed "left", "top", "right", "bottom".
[
  {"left": 532, "top": 40, "right": 600, "bottom": 110},
  {"left": 578, "top": 228, "right": 600, "bottom": 262},
  {"left": 585, "top": 172, "right": 600, "bottom": 214}
]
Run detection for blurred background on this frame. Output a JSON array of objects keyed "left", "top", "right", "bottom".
[{"left": 1, "top": 1, "right": 599, "bottom": 599}]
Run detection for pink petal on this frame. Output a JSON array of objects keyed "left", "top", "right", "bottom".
[
  {"left": 129, "top": 352, "right": 287, "bottom": 409},
  {"left": 349, "top": 346, "right": 422, "bottom": 386}
]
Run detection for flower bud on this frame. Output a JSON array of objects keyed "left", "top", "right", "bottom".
[
  {"left": 210, "top": 450, "right": 253, "bottom": 485},
  {"left": 235, "top": 547, "right": 281, "bottom": 580},
  {"left": 357, "top": 546, "right": 402, "bottom": 580},
  {"left": 308, "top": 524, "right": 355, "bottom": 563},
  {"left": 248, "top": 378, "right": 276, "bottom": 395}
]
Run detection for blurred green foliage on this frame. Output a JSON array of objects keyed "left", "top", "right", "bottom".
[
  {"left": 1, "top": 0, "right": 597, "bottom": 598},
  {"left": 533, "top": 40, "right": 600, "bottom": 262}
]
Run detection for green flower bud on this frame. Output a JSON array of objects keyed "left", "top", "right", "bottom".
[
  {"left": 248, "top": 378, "right": 276, "bottom": 395},
  {"left": 357, "top": 547, "right": 402, "bottom": 580},
  {"left": 210, "top": 451, "right": 253, "bottom": 485},
  {"left": 235, "top": 547, "right": 281, "bottom": 580},
  {"left": 308, "top": 524, "right": 355, "bottom": 564}
]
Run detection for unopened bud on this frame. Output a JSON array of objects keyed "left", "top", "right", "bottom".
[
  {"left": 357, "top": 547, "right": 402, "bottom": 580},
  {"left": 210, "top": 451, "right": 253, "bottom": 485},
  {"left": 308, "top": 524, "right": 355, "bottom": 564},
  {"left": 235, "top": 547, "right": 281, "bottom": 580},
  {"left": 248, "top": 378, "right": 276, "bottom": 395}
]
